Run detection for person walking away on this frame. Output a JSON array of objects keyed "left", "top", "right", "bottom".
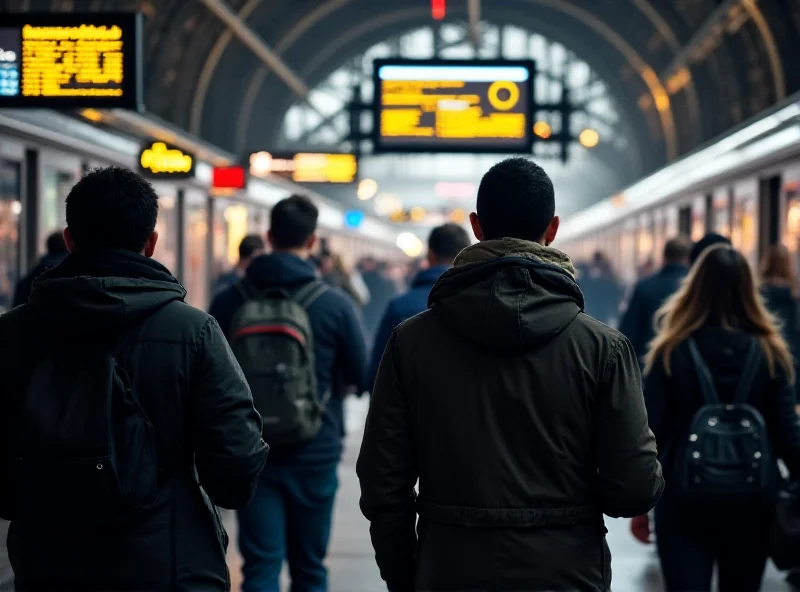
[
  {"left": 365, "top": 223, "right": 471, "bottom": 391},
  {"left": 357, "top": 157, "right": 664, "bottom": 592},
  {"left": 690, "top": 232, "right": 731, "bottom": 266},
  {"left": 760, "top": 244, "right": 799, "bottom": 351},
  {"left": 209, "top": 194, "right": 367, "bottom": 592},
  {"left": 359, "top": 258, "right": 397, "bottom": 342},
  {"left": 619, "top": 237, "right": 692, "bottom": 364},
  {"left": 580, "top": 251, "right": 623, "bottom": 326},
  {"left": 213, "top": 234, "right": 266, "bottom": 298},
  {"left": 641, "top": 244, "right": 800, "bottom": 592},
  {"left": 0, "top": 166, "right": 268, "bottom": 591},
  {"left": 12, "top": 231, "right": 68, "bottom": 308}
]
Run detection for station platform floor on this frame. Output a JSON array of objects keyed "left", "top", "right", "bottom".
[{"left": 224, "top": 396, "right": 792, "bottom": 592}]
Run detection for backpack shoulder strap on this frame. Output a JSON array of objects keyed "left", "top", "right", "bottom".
[
  {"left": 687, "top": 337, "right": 720, "bottom": 405},
  {"left": 292, "top": 281, "right": 329, "bottom": 310},
  {"left": 235, "top": 278, "right": 261, "bottom": 302},
  {"left": 733, "top": 340, "right": 762, "bottom": 404}
]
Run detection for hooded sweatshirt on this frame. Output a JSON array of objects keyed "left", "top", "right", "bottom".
[{"left": 357, "top": 238, "right": 663, "bottom": 592}]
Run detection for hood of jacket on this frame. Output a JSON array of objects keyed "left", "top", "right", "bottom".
[
  {"left": 28, "top": 248, "right": 185, "bottom": 335},
  {"left": 246, "top": 252, "right": 318, "bottom": 291},
  {"left": 428, "top": 238, "right": 584, "bottom": 351},
  {"left": 411, "top": 264, "right": 450, "bottom": 289}
]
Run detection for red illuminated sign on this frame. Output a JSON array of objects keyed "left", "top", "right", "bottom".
[
  {"left": 431, "top": 0, "right": 446, "bottom": 20},
  {"left": 212, "top": 166, "right": 246, "bottom": 189}
]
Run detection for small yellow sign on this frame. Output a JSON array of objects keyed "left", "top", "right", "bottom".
[{"left": 139, "top": 142, "right": 194, "bottom": 177}]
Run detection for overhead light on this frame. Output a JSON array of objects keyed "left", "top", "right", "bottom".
[
  {"left": 579, "top": 128, "right": 599, "bottom": 148},
  {"left": 357, "top": 178, "right": 378, "bottom": 201},
  {"left": 449, "top": 208, "right": 466, "bottom": 223},
  {"left": 435, "top": 181, "right": 474, "bottom": 200},
  {"left": 533, "top": 121, "right": 552, "bottom": 139},
  {"left": 410, "top": 206, "right": 426, "bottom": 222},
  {"left": 80, "top": 108, "right": 104, "bottom": 122},
  {"left": 250, "top": 151, "right": 273, "bottom": 177},
  {"left": 375, "top": 193, "right": 402, "bottom": 216},
  {"left": 397, "top": 232, "right": 424, "bottom": 257}
]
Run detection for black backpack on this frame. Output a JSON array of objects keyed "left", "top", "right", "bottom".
[
  {"left": 678, "top": 338, "right": 777, "bottom": 501},
  {"left": 229, "top": 279, "right": 329, "bottom": 446},
  {"left": 11, "top": 323, "right": 159, "bottom": 524}
]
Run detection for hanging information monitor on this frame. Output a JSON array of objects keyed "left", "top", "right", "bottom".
[
  {"left": 0, "top": 13, "right": 143, "bottom": 109},
  {"left": 373, "top": 59, "right": 534, "bottom": 153}
]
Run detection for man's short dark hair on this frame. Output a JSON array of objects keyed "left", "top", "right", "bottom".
[
  {"left": 239, "top": 234, "right": 265, "bottom": 260},
  {"left": 428, "top": 223, "right": 471, "bottom": 261},
  {"left": 690, "top": 232, "right": 731, "bottom": 265},
  {"left": 65, "top": 166, "right": 158, "bottom": 252},
  {"left": 663, "top": 236, "right": 692, "bottom": 263},
  {"left": 476, "top": 157, "right": 555, "bottom": 241},
  {"left": 270, "top": 194, "right": 319, "bottom": 249},
  {"left": 45, "top": 231, "right": 67, "bottom": 255}
]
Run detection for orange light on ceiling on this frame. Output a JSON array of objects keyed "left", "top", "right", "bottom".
[
  {"left": 533, "top": 121, "right": 552, "bottom": 139},
  {"left": 432, "top": 0, "right": 446, "bottom": 20}
]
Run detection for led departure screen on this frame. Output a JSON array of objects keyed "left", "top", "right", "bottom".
[
  {"left": 0, "top": 13, "right": 142, "bottom": 109},
  {"left": 374, "top": 59, "right": 534, "bottom": 153}
]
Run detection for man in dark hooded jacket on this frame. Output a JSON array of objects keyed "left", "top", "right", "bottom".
[
  {"left": 0, "top": 166, "right": 268, "bottom": 591},
  {"left": 11, "top": 231, "right": 68, "bottom": 308},
  {"left": 357, "top": 157, "right": 664, "bottom": 592}
]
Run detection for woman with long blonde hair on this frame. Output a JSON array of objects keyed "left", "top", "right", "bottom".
[{"left": 642, "top": 244, "right": 800, "bottom": 592}]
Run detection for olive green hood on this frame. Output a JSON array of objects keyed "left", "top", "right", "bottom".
[{"left": 429, "top": 239, "right": 583, "bottom": 351}]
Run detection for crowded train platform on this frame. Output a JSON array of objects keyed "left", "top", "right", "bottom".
[{"left": 4, "top": 1, "right": 800, "bottom": 591}]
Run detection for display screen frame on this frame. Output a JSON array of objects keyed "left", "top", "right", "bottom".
[
  {"left": 0, "top": 12, "right": 143, "bottom": 109},
  {"left": 372, "top": 58, "right": 535, "bottom": 154}
]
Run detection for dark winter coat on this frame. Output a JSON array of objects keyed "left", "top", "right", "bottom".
[
  {"left": 0, "top": 249, "right": 268, "bottom": 592},
  {"left": 209, "top": 252, "right": 367, "bottom": 467},
  {"left": 357, "top": 238, "right": 664, "bottom": 592},
  {"left": 644, "top": 325, "right": 800, "bottom": 485},
  {"left": 11, "top": 251, "right": 67, "bottom": 308},
  {"left": 618, "top": 263, "right": 688, "bottom": 362},
  {"left": 366, "top": 265, "right": 449, "bottom": 391}
]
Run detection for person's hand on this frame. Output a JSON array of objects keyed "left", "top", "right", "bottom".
[{"left": 630, "top": 514, "right": 651, "bottom": 544}]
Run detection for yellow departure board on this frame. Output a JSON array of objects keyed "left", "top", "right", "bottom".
[
  {"left": 250, "top": 151, "right": 358, "bottom": 184},
  {"left": 0, "top": 14, "right": 142, "bottom": 109},
  {"left": 374, "top": 59, "right": 534, "bottom": 153}
]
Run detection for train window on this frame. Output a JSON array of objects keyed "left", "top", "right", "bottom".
[
  {"left": 154, "top": 191, "right": 179, "bottom": 277},
  {"left": 619, "top": 219, "right": 636, "bottom": 285},
  {"left": 636, "top": 213, "right": 654, "bottom": 276},
  {"left": 652, "top": 209, "right": 666, "bottom": 269},
  {"left": 183, "top": 192, "right": 208, "bottom": 310},
  {"left": 0, "top": 159, "right": 21, "bottom": 313},
  {"left": 712, "top": 189, "right": 731, "bottom": 236},
  {"left": 732, "top": 181, "right": 757, "bottom": 267},
  {"left": 782, "top": 184, "right": 800, "bottom": 263},
  {"left": 678, "top": 205, "right": 691, "bottom": 236},
  {"left": 40, "top": 167, "right": 74, "bottom": 254}
]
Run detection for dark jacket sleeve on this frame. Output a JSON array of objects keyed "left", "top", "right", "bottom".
[
  {"left": 618, "top": 283, "right": 644, "bottom": 360},
  {"left": 335, "top": 293, "right": 368, "bottom": 391},
  {"left": 12, "top": 273, "right": 33, "bottom": 309},
  {"left": 593, "top": 335, "right": 664, "bottom": 518},
  {"left": 763, "top": 369, "right": 800, "bottom": 476},
  {"left": 356, "top": 331, "right": 417, "bottom": 592},
  {"left": 188, "top": 317, "right": 268, "bottom": 509},
  {"left": 365, "top": 301, "right": 402, "bottom": 393}
]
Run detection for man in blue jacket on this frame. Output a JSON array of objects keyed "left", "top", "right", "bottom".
[
  {"left": 210, "top": 195, "right": 367, "bottom": 592},
  {"left": 366, "top": 223, "right": 471, "bottom": 390},
  {"left": 618, "top": 236, "right": 692, "bottom": 364}
]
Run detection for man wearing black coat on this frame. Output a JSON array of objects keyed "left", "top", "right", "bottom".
[
  {"left": 357, "top": 158, "right": 664, "bottom": 592},
  {"left": 0, "top": 167, "right": 268, "bottom": 591},
  {"left": 619, "top": 236, "right": 692, "bottom": 364},
  {"left": 11, "top": 231, "right": 68, "bottom": 308}
]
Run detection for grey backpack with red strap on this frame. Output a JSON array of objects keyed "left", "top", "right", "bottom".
[{"left": 229, "top": 279, "right": 329, "bottom": 446}]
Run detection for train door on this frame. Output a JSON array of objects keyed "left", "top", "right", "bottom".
[
  {"left": 760, "top": 174, "right": 781, "bottom": 260},
  {"left": 0, "top": 159, "right": 22, "bottom": 312}
]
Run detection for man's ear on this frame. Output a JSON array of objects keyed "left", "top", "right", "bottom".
[
  {"left": 143, "top": 231, "right": 159, "bottom": 258},
  {"left": 469, "top": 212, "right": 484, "bottom": 242},
  {"left": 63, "top": 228, "right": 75, "bottom": 253},
  {"left": 544, "top": 216, "right": 559, "bottom": 246}
]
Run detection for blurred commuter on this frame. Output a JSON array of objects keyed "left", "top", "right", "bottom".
[
  {"left": 642, "top": 244, "right": 800, "bottom": 592},
  {"left": 761, "top": 244, "right": 798, "bottom": 345},
  {"left": 210, "top": 195, "right": 367, "bottom": 592},
  {"left": 213, "top": 234, "right": 265, "bottom": 297},
  {"left": 619, "top": 237, "right": 692, "bottom": 364},
  {"left": 360, "top": 257, "right": 397, "bottom": 341},
  {"left": 320, "top": 249, "right": 370, "bottom": 307},
  {"left": 0, "top": 166, "right": 268, "bottom": 591},
  {"left": 690, "top": 231, "right": 731, "bottom": 265},
  {"left": 357, "top": 157, "right": 663, "bottom": 592},
  {"left": 365, "top": 223, "right": 471, "bottom": 391},
  {"left": 11, "top": 231, "right": 68, "bottom": 308},
  {"left": 579, "top": 250, "right": 623, "bottom": 326}
]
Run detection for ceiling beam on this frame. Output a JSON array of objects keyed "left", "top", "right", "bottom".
[
  {"left": 467, "top": 0, "right": 481, "bottom": 51},
  {"left": 197, "top": 0, "right": 310, "bottom": 99}
]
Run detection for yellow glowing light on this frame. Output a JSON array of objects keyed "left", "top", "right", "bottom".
[
  {"left": 250, "top": 151, "right": 273, "bottom": 177},
  {"left": 449, "top": 209, "right": 466, "bottom": 224},
  {"left": 357, "top": 178, "right": 378, "bottom": 201},
  {"left": 140, "top": 142, "right": 193, "bottom": 174},
  {"left": 225, "top": 205, "right": 248, "bottom": 265},
  {"left": 533, "top": 121, "right": 552, "bottom": 139},
  {"left": 409, "top": 206, "right": 426, "bottom": 223},
  {"left": 487, "top": 81, "right": 520, "bottom": 111},
  {"left": 396, "top": 232, "right": 424, "bottom": 258},
  {"left": 579, "top": 129, "right": 600, "bottom": 149},
  {"left": 80, "top": 108, "right": 104, "bottom": 122}
]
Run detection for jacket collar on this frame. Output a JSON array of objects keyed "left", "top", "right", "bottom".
[
  {"left": 412, "top": 265, "right": 450, "bottom": 288},
  {"left": 453, "top": 238, "right": 576, "bottom": 278}
]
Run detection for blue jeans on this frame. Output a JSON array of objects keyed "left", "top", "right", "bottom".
[{"left": 238, "top": 463, "right": 339, "bottom": 592}]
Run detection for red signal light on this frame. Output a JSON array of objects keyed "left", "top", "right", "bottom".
[
  {"left": 212, "top": 166, "right": 247, "bottom": 189},
  {"left": 431, "top": 0, "right": 446, "bottom": 20}
]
